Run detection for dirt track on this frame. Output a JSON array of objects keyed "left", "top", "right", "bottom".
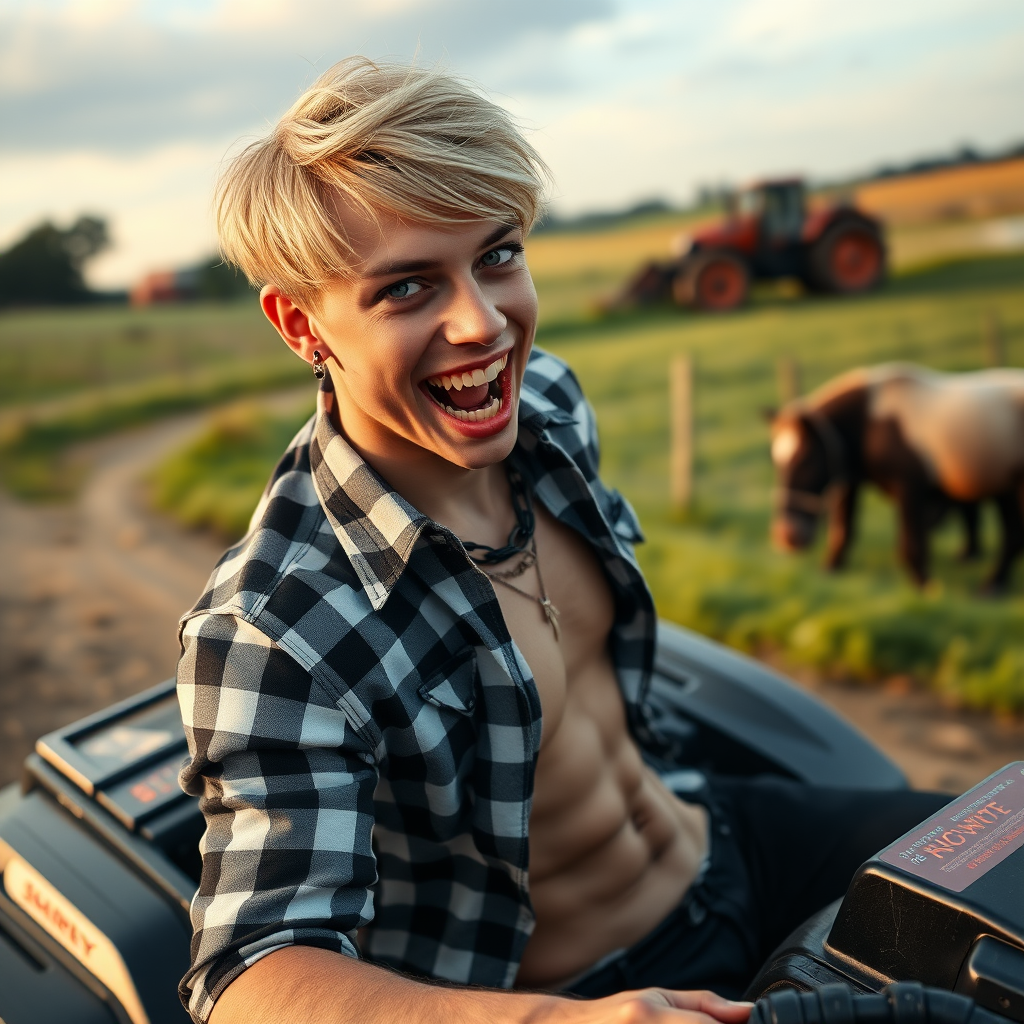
[
  {"left": 1, "top": 413, "right": 1022, "bottom": 792},
  {"left": 0, "top": 413, "right": 227, "bottom": 784}
]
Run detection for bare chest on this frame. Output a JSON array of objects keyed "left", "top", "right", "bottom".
[{"left": 485, "top": 505, "right": 615, "bottom": 744}]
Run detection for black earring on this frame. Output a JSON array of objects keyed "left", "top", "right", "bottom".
[{"left": 312, "top": 350, "right": 326, "bottom": 379}]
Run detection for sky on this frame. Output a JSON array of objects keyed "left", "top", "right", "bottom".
[{"left": 2, "top": 0, "right": 1023, "bottom": 289}]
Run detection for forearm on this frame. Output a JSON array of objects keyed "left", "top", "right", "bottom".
[
  {"left": 207, "top": 945, "right": 562, "bottom": 1024},
  {"left": 207, "top": 944, "right": 754, "bottom": 1024}
]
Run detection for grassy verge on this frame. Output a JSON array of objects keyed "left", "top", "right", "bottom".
[
  {"left": 638, "top": 514, "right": 1024, "bottom": 714},
  {"left": 149, "top": 401, "right": 314, "bottom": 537},
  {"left": 0, "top": 300, "right": 286, "bottom": 408}
]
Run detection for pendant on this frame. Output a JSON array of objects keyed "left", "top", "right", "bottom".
[{"left": 540, "top": 598, "right": 561, "bottom": 641}]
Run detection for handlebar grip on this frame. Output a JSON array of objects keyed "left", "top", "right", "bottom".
[{"left": 751, "top": 983, "right": 1008, "bottom": 1024}]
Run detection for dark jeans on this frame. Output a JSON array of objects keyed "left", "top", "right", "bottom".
[{"left": 563, "top": 775, "right": 950, "bottom": 1001}]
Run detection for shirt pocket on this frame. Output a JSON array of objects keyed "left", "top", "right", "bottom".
[{"left": 418, "top": 648, "right": 479, "bottom": 716}]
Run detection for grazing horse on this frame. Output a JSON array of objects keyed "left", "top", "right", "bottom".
[{"left": 768, "top": 363, "right": 1024, "bottom": 589}]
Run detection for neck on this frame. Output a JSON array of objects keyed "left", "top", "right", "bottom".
[
  {"left": 384, "top": 453, "right": 508, "bottom": 536},
  {"left": 814, "top": 383, "right": 868, "bottom": 478}
]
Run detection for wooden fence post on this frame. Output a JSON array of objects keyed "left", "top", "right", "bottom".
[
  {"left": 776, "top": 355, "right": 801, "bottom": 404},
  {"left": 983, "top": 310, "right": 1005, "bottom": 368},
  {"left": 670, "top": 354, "right": 693, "bottom": 513}
]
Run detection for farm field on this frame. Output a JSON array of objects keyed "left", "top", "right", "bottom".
[
  {"left": 854, "top": 156, "right": 1024, "bottom": 225},
  {"left": 3, "top": 210, "right": 1024, "bottom": 710}
]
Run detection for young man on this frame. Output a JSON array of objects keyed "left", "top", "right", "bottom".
[{"left": 176, "top": 58, "right": 945, "bottom": 1024}]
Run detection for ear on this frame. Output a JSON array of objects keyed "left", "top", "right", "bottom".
[
  {"left": 260, "top": 285, "right": 325, "bottom": 364},
  {"left": 760, "top": 406, "right": 778, "bottom": 423}
]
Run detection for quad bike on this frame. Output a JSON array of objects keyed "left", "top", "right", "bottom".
[{"left": 0, "top": 622, "right": 1020, "bottom": 1024}]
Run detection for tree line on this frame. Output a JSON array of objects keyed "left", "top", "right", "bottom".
[{"left": 0, "top": 216, "right": 253, "bottom": 309}]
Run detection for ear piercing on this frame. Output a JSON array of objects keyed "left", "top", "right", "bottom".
[{"left": 312, "top": 350, "right": 326, "bottom": 379}]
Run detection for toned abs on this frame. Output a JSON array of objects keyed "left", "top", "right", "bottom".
[{"left": 492, "top": 505, "right": 709, "bottom": 989}]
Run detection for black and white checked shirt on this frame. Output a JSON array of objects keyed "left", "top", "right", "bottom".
[{"left": 176, "top": 348, "right": 657, "bottom": 1022}]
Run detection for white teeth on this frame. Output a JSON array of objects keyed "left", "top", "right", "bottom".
[
  {"left": 444, "top": 397, "right": 501, "bottom": 422},
  {"left": 427, "top": 353, "right": 510, "bottom": 397}
]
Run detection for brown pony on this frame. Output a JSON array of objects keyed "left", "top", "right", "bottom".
[{"left": 769, "top": 363, "right": 1024, "bottom": 589}]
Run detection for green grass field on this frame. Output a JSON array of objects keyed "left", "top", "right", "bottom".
[
  {"left": 0, "top": 301, "right": 288, "bottom": 408},
  {"left": 3, "top": 214, "right": 1024, "bottom": 710}
]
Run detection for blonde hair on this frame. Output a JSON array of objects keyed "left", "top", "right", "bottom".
[{"left": 216, "top": 57, "right": 549, "bottom": 306}]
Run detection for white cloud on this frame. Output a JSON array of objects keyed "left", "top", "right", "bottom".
[{"left": 1, "top": 0, "right": 1022, "bottom": 287}]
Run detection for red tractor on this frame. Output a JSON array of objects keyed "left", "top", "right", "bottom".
[{"left": 614, "top": 179, "right": 886, "bottom": 312}]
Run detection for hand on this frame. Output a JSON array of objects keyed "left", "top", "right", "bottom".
[{"left": 560, "top": 988, "right": 754, "bottom": 1024}]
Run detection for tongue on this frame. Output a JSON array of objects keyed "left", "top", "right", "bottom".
[{"left": 448, "top": 382, "right": 490, "bottom": 410}]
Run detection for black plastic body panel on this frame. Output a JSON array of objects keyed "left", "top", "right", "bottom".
[
  {"left": 0, "top": 786, "right": 192, "bottom": 1023},
  {"left": 24, "top": 753, "right": 199, "bottom": 916},
  {"left": 648, "top": 622, "right": 907, "bottom": 790},
  {"left": 0, "top": 908, "right": 119, "bottom": 1024},
  {"left": 748, "top": 776, "right": 1024, "bottom": 1006},
  {"left": 955, "top": 936, "right": 1024, "bottom": 1022},
  {"left": 828, "top": 856, "right": 1024, "bottom": 989},
  {"left": 744, "top": 901, "right": 877, "bottom": 999}
]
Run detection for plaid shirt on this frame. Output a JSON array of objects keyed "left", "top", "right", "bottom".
[{"left": 176, "top": 348, "right": 657, "bottom": 1022}]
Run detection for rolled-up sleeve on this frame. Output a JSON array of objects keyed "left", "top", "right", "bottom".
[{"left": 176, "top": 612, "right": 378, "bottom": 1023}]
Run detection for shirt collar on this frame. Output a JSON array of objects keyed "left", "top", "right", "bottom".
[
  {"left": 517, "top": 376, "right": 577, "bottom": 431},
  {"left": 307, "top": 367, "right": 576, "bottom": 611}
]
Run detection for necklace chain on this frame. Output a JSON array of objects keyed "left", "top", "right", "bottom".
[
  {"left": 484, "top": 546, "right": 536, "bottom": 580},
  {"left": 462, "top": 466, "right": 535, "bottom": 566},
  {"left": 481, "top": 537, "right": 561, "bottom": 641},
  {"left": 460, "top": 466, "right": 560, "bottom": 640}
]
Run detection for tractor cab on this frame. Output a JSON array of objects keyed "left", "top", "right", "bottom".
[
  {"left": 696, "top": 178, "right": 809, "bottom": 275},
  {"left": 731, "top": 179, "right": 806, "bottom": 245}
]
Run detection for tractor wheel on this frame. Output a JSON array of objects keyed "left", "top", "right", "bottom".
[
  {"left": 808, "top": 221, "right": 886, "bottom": 294},
  {"left": 674, "top": 251, "right": 750, "bottom": 312}
]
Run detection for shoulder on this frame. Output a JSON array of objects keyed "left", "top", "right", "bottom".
[
  {"left": 522, "top": 347, "right": 588, "bottom": 416},
  {"left": 521, "top": 348, "right": 644, "bottom": 546},
  {"left": 521, "top": 346, "right": 600, "bottom": 477}
]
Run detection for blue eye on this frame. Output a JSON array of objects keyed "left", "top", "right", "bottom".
[
  {"left": 480, "top": 247, "right": 516, "bottom": 268},
  {"left": 386, "top": 280, "right": 423, "bottom": 299}
]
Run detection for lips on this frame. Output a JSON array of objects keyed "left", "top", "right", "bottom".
[{"left": 420, "top": 351, "right": 515, "bottom": 437}]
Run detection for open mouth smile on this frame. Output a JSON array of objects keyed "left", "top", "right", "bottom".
[{"left": 421, "top": 352, "right": 514, "bottom": 436}]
